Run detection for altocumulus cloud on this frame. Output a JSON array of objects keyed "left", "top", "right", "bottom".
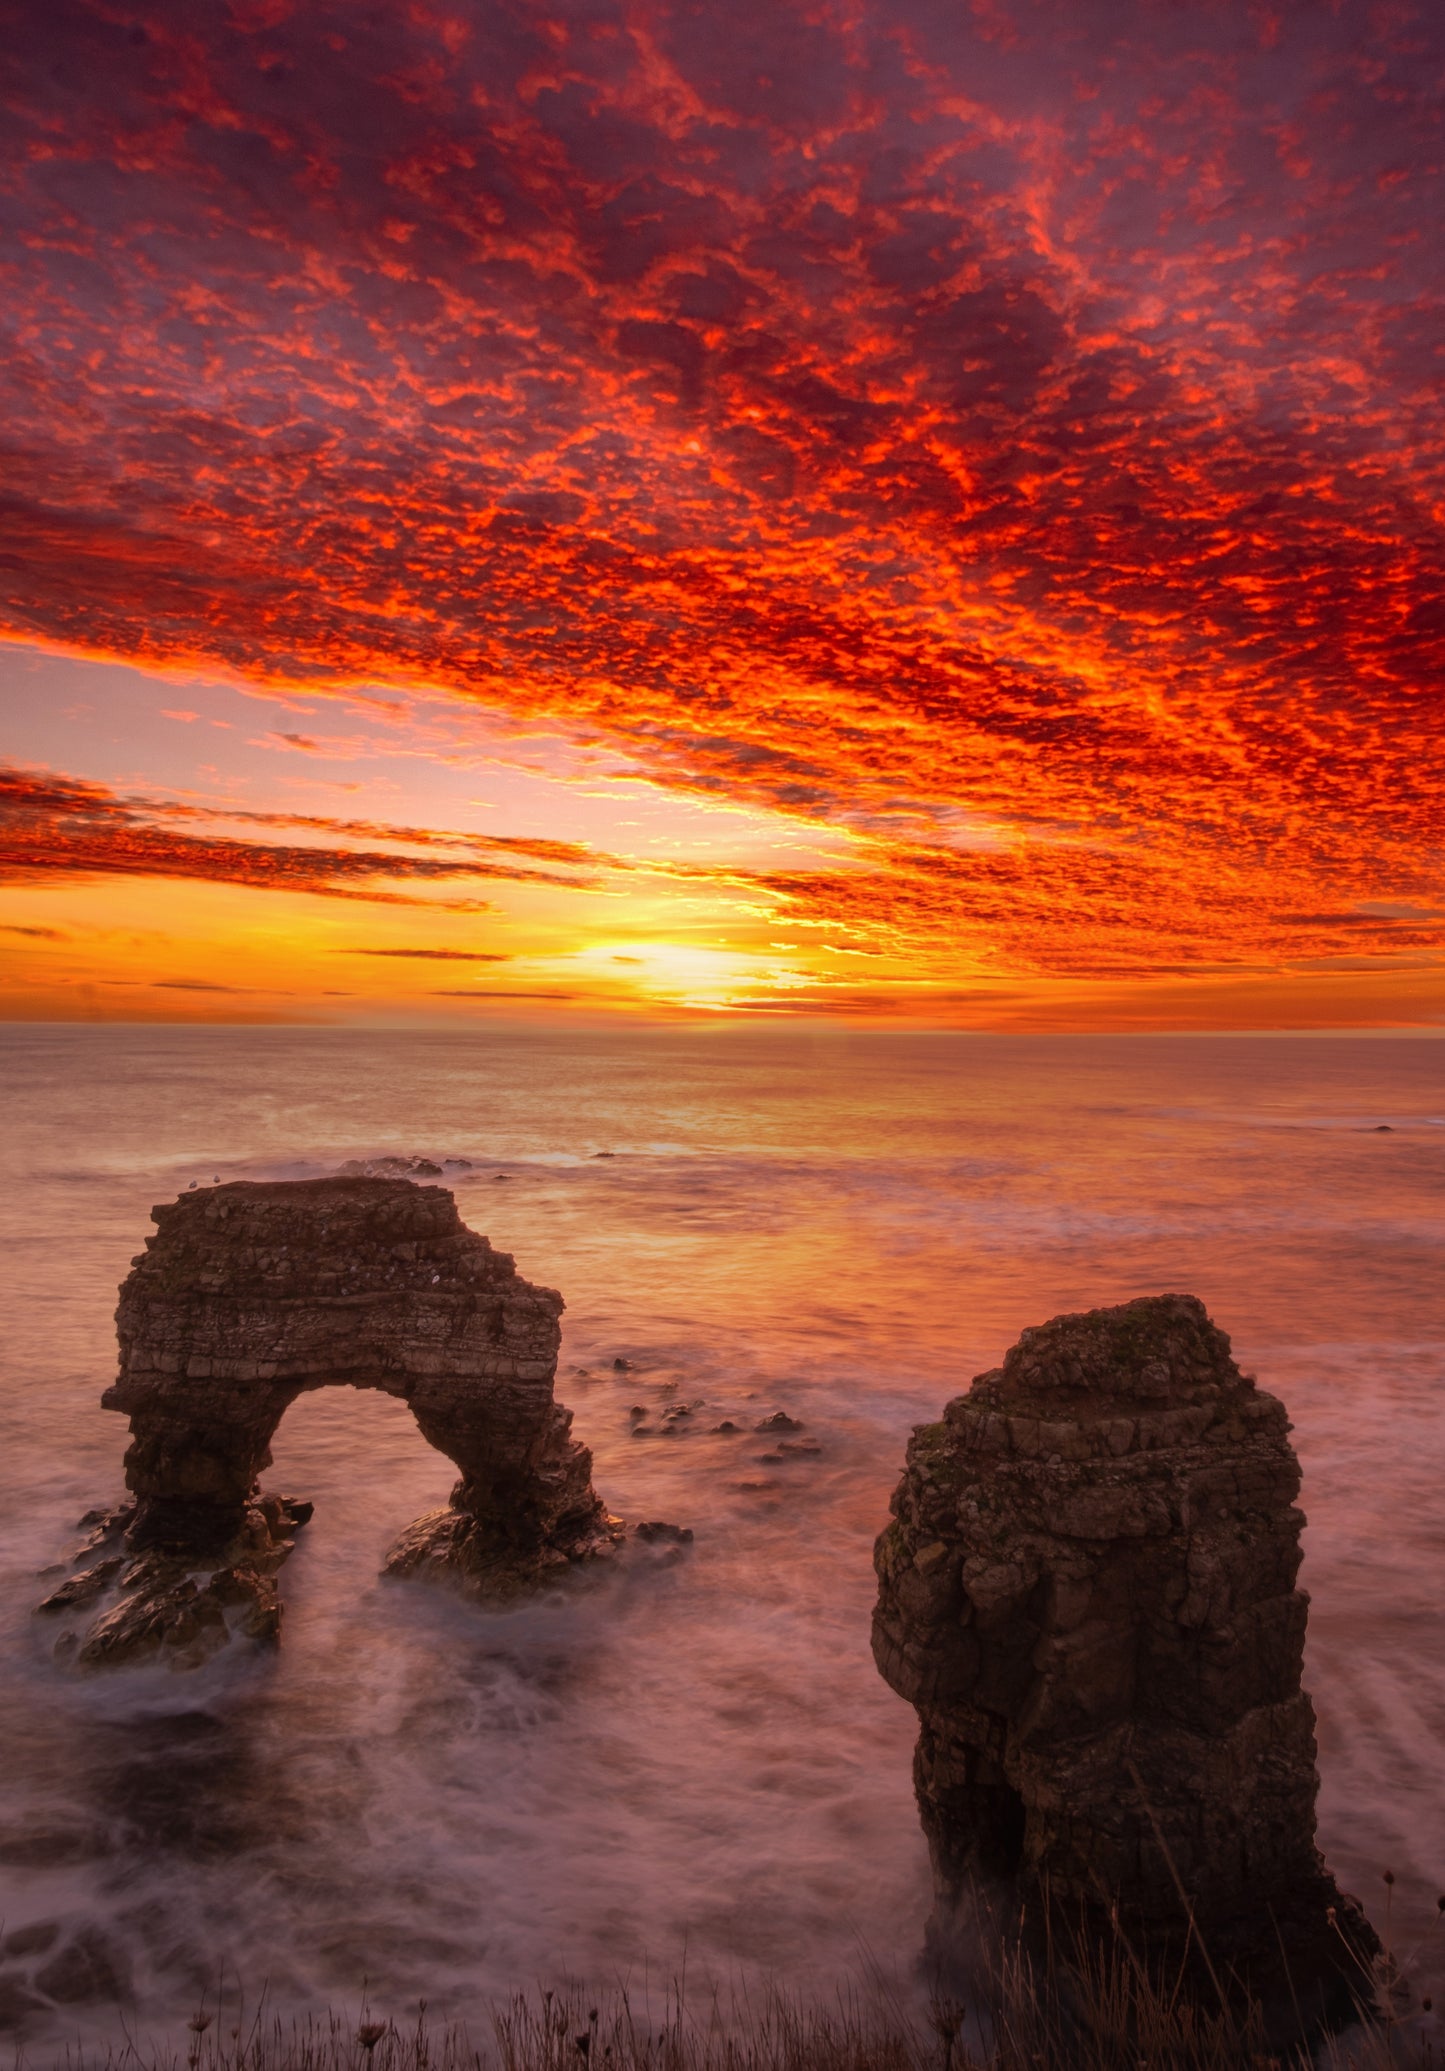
[{"left": 0, "top": 0, "right": 1442, "bottom": 978}]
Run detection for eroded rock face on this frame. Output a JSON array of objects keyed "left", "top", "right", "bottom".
[
  {"left": 873, "top": 1294, "right": 1378, "bottom": 2034},
  {"left": 39, "top": 1178, "right": 619, "bottom": 1667}
]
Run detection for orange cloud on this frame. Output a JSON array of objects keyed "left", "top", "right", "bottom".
[
  {"left": 350, "top": 947, "right": 512, "bottom": 961},
  {"left": 2, "top": 1, "right": 1442, "bottom": 1019},
  {"left": 0, "top": 763, "right": 602, "bottom": 907}
]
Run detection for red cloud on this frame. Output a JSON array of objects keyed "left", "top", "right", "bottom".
[
  {"left": 0, "top": 763, "right": 599, "bottom": 907},
  {"left": 1, "top": 1, "right": 1442, "bottom": 976}
]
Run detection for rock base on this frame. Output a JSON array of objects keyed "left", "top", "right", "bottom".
[
  {"left": 36, "top": 1484, "right": 693, "bottom": 1659},
  {"left": 35, "top": 1494, "right": 311, "bottom": 1672},
  {"left": 382, "top": 1499, "right": 628, "bottom": 1604}
]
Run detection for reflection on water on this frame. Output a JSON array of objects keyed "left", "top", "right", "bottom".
[{"left": 1, "top": 1027, "right": 1442, "bottom": 2046}]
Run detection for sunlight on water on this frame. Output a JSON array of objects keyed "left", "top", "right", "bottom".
[{"left": 1, "top": 1026, "right": 1442, "bottom": 2046}]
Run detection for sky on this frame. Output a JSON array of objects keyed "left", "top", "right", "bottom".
[{"left": 1, "top": 0, "right": 1442, "bottom": 1027}]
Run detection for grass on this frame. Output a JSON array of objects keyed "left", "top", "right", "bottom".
[
  {"left": 16, "top": 1863, "right": 1440, "bottom": 2071},
  {"left": 27, "top": 1898, "right": 1441, "bottom": 2071}
]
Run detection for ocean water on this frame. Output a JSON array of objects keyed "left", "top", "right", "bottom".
[{"left": 0, "top": 1025, "right": 1442, "bottom": 2047}]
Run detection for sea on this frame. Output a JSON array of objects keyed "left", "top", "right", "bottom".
[{"left": 0, "top": 1025, "right": 1442, "bottom": 2049}]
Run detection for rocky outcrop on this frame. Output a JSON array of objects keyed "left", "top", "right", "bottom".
[
  {"left": 36, "top": 1493, "right": 308, "bottom": 1671},
  {"left": 38, "top": 1178, "right": 621, "bottom": 1667},
  {"left": 873, "top": 1294, "right": 1378, "bottom": 2037},
  {"left": 335, "top": 1155, "right": 473, "bottom": 1178}
]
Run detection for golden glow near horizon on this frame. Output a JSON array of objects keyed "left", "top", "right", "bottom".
[
  {"left": 0, "top": 645, "right": 891, "bottom": 1022},
  {"left": 2, "top": 640, "right": 1444, "bottom": 1029}
]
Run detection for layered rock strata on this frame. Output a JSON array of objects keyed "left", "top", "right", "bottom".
[
  {"left": 872, "top": 1294, "right": 1377, "bottom": 2035},
  {"left": 40, "top": 1178, "right": 620, "bottom": 1667}
]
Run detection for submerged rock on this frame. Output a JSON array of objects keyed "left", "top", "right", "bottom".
[
  {"left": 335, "top": 1155, "right": 446, "bottom": 1178},
  {"left": 43, "top": 1178, "right": 624, "bottom": 1663},
  {"left": 1, "top": 1925, "right": 59, "bottom": 1960},
  {"left": 0, "top": 1823, "right": 110, "bottom": 1869},
  {"left": 0, "top": 1978, "right": 48, "bottom": 2031},
  {"left": 34, "top": 1559, "right": 123, "bottom": 1612},
  {"left": 873, "top": 1293, "right": 1379, "bottom": 2040},
  {"left": 31, "top": 1925, "right": 129, "bottom": 2006}
]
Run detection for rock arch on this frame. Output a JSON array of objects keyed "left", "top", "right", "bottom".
[{"left": 38, "top": 1179, "right": 619, "bottom": 1668}]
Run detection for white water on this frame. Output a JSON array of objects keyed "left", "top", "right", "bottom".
[{"left": 1, "top": 1026, "right": 1442, "bottom": 2047}]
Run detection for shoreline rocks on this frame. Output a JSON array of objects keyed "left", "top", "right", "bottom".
[
  {"left": 334, "top": 1155, "right": 475, "bottom": 1179},
  {"left": 36, "top": 1493, "right": 313, "bottom": 1671},
  {"left": 872, "top": 1293, "right": 1380, "bottom": 2042}
]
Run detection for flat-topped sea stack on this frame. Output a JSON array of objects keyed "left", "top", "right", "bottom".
[
  {"left": 37, "top": 1179, "right": 621, "bottom": 1669},
  {"left": 872, "top": 1294, "right": 1378, "bottom": 2037}
]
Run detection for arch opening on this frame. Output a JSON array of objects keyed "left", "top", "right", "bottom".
[{"left": 259, "top": 1384, "right": 457, "bottom": 1605}]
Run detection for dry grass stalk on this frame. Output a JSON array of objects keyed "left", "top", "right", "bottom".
[{"left": 21, "top": 1894, "right": 1441, "bottom": 2071}]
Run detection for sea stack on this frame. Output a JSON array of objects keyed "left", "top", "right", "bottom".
[
  {"left": 37, "top": 1179, "right": 620, "bottom": 1669},
  {"left": 872, "top": 1294, "right": 1378, "bottom": 2036}
]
